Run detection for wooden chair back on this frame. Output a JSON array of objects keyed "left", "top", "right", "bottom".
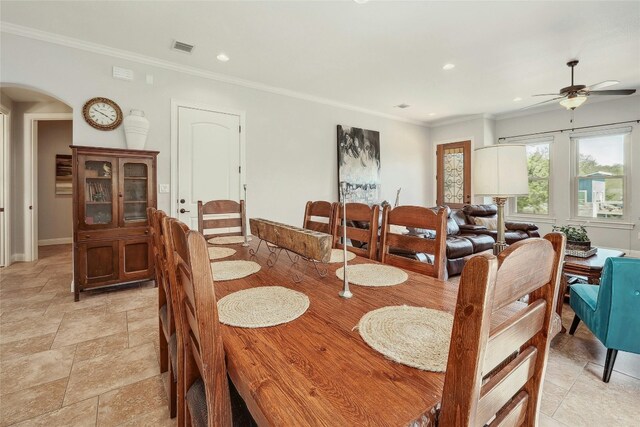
[
  {"left": 197, "top": 199, "right": 246, "bottom": 240},
  {"left": 331, "top": 202, "right": 380, "bottom": 260},
  {"left": 148, "top": 208, "right": 177, "bottom": 417},
  {"left": 439, "top": 233, "right": 566, "bottom": 427},
  {"left": 147, "top": 207, "right": 163, "bottom": 291},
  {"left": 303, "top": 201, "right": 336, "bottom": 234},
  {"left": 160, "top": 215, "right": 188, "bottom": 425},
  {"left": 150, "top": 208, "right": 173, "bottom": 333},
  {"left": 379, "top": 205, "right": 447, "bottom": 280},
  {"left": 167, "top": 217, "right": 232, "bottom": 427}
]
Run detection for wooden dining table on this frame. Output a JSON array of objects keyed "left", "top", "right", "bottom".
[{"left": 214, "top": 240, "right": 517, "bottom": 426}]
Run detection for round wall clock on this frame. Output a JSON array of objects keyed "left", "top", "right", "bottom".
[{"left": 82, "top": 97, "right": 123, "bottom": 131}]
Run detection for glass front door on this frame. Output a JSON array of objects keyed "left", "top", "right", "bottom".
[{"left": 436, "top": 141, "right": 471, "bottom": 208}]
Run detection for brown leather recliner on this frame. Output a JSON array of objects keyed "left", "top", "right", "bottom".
[
  {"left": 409, "top": 205, "right": 540, "bottom": 276},
  {"left": 443, "top": 207, "right": 495, "bottom": 276},
  {"left": 455, "top": 204, "right": 540, "bottom": 245},
  {"left": 407, "top": 206, "right": 494, "bottom": 276}
]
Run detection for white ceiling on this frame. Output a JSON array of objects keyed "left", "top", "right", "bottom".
[{"left": 1, "top": 1, "right": 639, "bottom": 124}]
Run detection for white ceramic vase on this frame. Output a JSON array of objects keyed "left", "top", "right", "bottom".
[{"left": 123, "top": 110, "right": 149, "bottom": 150}]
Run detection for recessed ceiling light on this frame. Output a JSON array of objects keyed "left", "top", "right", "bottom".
[
  {"left": 442, "top": 63, "right": 455, "bottom": 71},
  {"left": 216, "top": 53, "right": 230, "bottom": 62},
  {"left": 428, "top": 113, "right": 436, "bottom": 116},
  {"left": 353, "top": 0, "right": 369, "bottom": 3},
  {"left": 395, "top": 103, "right": 410, "bottom": 109},
  {"left": 513, "top": 97, "right": 522, "bottom": 102}
]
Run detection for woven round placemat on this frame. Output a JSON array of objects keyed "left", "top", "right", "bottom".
[
  {"left": 357, "top": 305, "right": 453, "bottom": 372},
  {"left": 328, "top": 248, "right": 356, "bottom": 263},
  {"left": 208, "top": 246, "right": 236, "bottom": 260},
  {"left": 211, "top": 260, "right": 261, "bottom": 281},
  {"left": 207, "top": 236, "right": 252, "bottom": 245},
  {"left": 335, "top": 264, "right": 408, "bottom": 287},
  {"left": 217, "top": 286, "right": 310, "bottom": 328}
]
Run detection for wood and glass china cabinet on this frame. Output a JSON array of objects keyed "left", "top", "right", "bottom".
[{"left": 71, "top": 146, "right": 158, "bottom": 301}]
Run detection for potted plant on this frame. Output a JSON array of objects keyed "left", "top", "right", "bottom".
[{"left": 553, "top": 225, "right": 591, "bottom": 251}]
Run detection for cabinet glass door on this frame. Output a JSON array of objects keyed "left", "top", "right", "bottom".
[
  {"left": 121, "top": 161, "right": 150, "bottom": 225},
  {"left": 82, "top": 159, "right": 116, "bottom": 228}
]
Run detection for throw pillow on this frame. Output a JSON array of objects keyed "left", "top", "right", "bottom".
[
  {"left": 474, "top": 217, "right": 498, "bottom": 230},
  {"left": 390, "top": 225, "right": 409, "bottom": 235}
]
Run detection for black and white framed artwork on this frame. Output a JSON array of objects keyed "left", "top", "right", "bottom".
[{"left": 337, "top": 125, "right": 380, "bottom": 203}]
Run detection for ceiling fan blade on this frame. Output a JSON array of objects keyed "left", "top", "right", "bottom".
[
  {"left": 587, "top": 80, "right": 619, "bottom": 90},
  {"left": 532, "top": 93, "right": 561, "bottom": 97},
  {"left": 520, "top": 96, "right": 565, "bottom": 110},
  {"left": 588, "top": 89, "right": 636, "bottom": 96}
]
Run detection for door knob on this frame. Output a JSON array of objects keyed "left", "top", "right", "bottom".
[
  {"left": 180, "top": 199, "right": 186, "bottom": 204},
  {"left": 180, "top": 208, "right": 190, "bottom": 213}
]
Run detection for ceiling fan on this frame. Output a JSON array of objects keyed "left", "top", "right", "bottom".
[{"left": 526, "top": 60, "right": 636, "bottom": 110}]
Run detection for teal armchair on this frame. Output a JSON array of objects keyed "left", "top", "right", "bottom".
[{"left": 569, "top": 257, "right": 640, "bottom": 382}]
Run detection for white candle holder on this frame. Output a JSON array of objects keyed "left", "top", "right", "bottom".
[
  {"left": 339, "top": 181, "right": 352, "bottom": 299},
  {"left": 242, "top": 184, "right": 249, "bottom": 247}
]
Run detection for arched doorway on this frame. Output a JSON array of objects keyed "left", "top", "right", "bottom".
[{"left": 0, "top": 84, "right": 73, "bottom": 264}]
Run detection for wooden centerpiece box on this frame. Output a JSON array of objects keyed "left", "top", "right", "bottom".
[{"left": 71, "top": 145, "right": 159, "bottom": 301}]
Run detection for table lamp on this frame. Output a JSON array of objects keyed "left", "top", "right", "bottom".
[{"left": 474, "top": 144, "right": 529, "bottom": 254}]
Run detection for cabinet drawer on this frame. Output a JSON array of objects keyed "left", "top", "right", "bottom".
[{"left": 78, "top": 227, "right": 149, "bottom": 241}]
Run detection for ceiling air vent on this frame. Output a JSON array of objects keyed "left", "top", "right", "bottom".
[
  {"left": 395, "top": 103, "right": 410, "bottom": 109},
  {"left": 172, "top": 40, "right": 194, "bottom": 54}
]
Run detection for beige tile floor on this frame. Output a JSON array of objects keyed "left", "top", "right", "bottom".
[
  {"left": 0, "top": 245, "right": 174, "bottom": 427},
  {"left": 1, "top": 245, "right": 639, "bottom": 426}
]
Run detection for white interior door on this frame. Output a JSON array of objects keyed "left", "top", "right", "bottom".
[
  {"left": 0, "top": 113, "right": 5, "bottom": 267},
  {"left": 177, "top": 107, "right": 241, "bottom": 229}
]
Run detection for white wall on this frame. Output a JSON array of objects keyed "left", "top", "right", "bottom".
[
  {"left": 37, "top": 120, "right": 72, "bottom": 243},
  {"left": 495, "top": 96, "right": 640, "bottom": 254},
  {"left": 0, "top": 33, "right": 431, "bottom": 260}
]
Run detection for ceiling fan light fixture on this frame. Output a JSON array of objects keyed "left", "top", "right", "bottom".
[{"left": 560, "top": 95, "right": 587, "bottom": 110}]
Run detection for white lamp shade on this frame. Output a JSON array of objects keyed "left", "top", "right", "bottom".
[{"left": 474, "top": 144, "right": 529, "bottom": 196}]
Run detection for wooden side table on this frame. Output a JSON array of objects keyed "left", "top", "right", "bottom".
[
  {"left": 556, "top": 248, "right": 625, "bottom": 333},
  {"left": 563, "top": 248, "right": 626, "bottom": 285}
]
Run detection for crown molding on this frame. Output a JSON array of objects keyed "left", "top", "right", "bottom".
[
  {"left": 0, "top": 22, "right": 428, "bottom": 127},
  {"left": 428, "top": 113, "right": 488, "bottom": 128}
]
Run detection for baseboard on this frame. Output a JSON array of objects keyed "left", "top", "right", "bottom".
[
  {"left": 10, "top": 253, "right": 25, "bottom": 263},
  {"left": 38, "top": 237, "right": 73, "bottom": 246}
]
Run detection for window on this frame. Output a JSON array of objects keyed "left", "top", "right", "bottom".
[
  {"left": 514, "top": 142, "right": 551, "bottom": 215},
  {"left": 573, "top": 132, "right": 628, "bottom": 219}
]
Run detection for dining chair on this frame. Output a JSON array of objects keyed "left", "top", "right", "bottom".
[
  {"left": 168, "top": 218, "right": 254, "bottom": 427},
  {"left": 197, "top": 200, "right": 247, "bottom": 241},
  {"left": 438, "top": 233, "right": 565, "bottom": 426},
  {"left": 379, "top": 205, "right": 447, "bottom": 280},
  {"left": 162, "top": 216, "right": 190, "bottom": 426},
  {"left": 569, "top": 257, "right": 640, "bottom": 382},
  {"left": 331, "top": 202, "right": 380, "bottom": 260},
  {"left": 303, "top": 200, "right": 336, "bottom": 234},
  {"left": 147, "top": 207, "right": 177, "bottom": 419}
]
